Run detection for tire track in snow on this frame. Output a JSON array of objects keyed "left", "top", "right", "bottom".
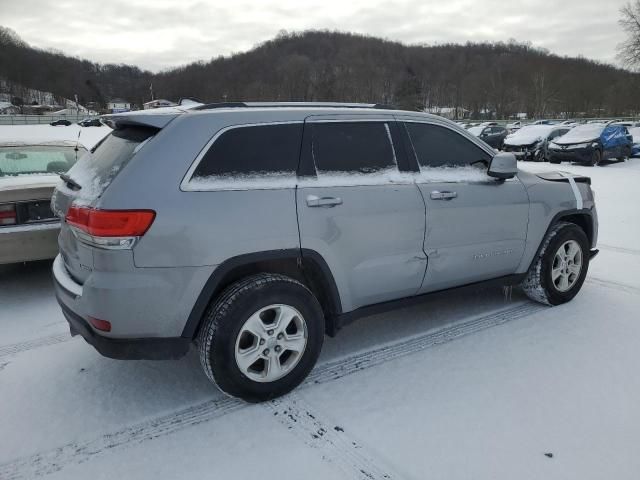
[
  {"left": 307, "top": 302, "right": 546, "bottom": 386},
  {"left": 0, "top": 302, "right": 543, "bottom": 479},
  {"left": 0, "top": 397, "right": 244, "bottom": 480},
  {"left": 0, "top": 332, "right": 71, "bottom": 359},
  {"left": 267, "top": 393, "right": 397, "bottom": 480},
  {"left": 598, "top": 244, "right": 640, "bottom": 257},
  {"left": 587, "top": 277, "right": 640, "bottom": 295}
]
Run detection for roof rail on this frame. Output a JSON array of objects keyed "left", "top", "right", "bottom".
[{"left": 192, "top": 101, "right": 399, "bottom": 111}]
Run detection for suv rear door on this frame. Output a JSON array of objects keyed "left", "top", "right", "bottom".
[
  {"left": 399, "top": 119, "right": 529, "bottom": 292},
  {"left": 296, "top": 115, "right": 427, "bottom": 312}
]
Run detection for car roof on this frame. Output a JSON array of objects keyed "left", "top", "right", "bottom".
[{"left": 102, "top": 102, "right": 448, "bottom": 129}]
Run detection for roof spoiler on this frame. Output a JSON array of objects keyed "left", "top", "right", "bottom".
[{"left": 100, "top": 112, "right": 181, "bottom": 130}]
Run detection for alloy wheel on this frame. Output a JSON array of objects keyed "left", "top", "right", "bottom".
[{"left": 234, "top": 304, "right": 308, "bottom": 382}]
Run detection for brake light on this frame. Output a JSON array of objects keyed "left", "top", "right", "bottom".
[
  {"left": 0, "top": 204, "right": 17, "bottom": 225},
  {"left": 66, "top": 205, "right": 155, "bottom": 249},
  {"left": 88, "top": 316, "right": 112, "bottom": 332}
]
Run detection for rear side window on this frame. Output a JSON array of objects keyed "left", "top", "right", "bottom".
[
  {"left": 192, "top": 123, "right": 303, "bottom": 180},
  {"left": 405, "top": 122, "right": 491, "bottom": 168},
  {"left": 67, "top": 126, "right": 157, "bottom": 199},
  {"left": 311, "top": 122, "right": 397, "bottom": 174}
]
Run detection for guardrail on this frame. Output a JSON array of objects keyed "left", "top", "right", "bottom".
[{"left": 0, "top": 114, "right": 98, "bottom": 125}]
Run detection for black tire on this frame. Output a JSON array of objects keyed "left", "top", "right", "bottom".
[
  {"left": 618, "top": 146, "right": 631, "bottom": 161},
  {"left": 588, "top": 149, "right": 601, "bottom": 167},
  {"left": 198, "top": 273, "right": 324, "bottom": 402},
  {"left": 549, "top": 157, "right": 560, "bottom": 164},
  {"left": 521, "top": 222, "right": 590, "bottom": 306}
]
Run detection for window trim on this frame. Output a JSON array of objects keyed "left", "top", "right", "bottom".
[{"left": 180, "top": 121, "right": 304, "bottom": 192}]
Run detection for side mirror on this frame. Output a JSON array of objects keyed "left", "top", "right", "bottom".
[{"left": 488, "top": 152, "right": 517, "bottom": 180}]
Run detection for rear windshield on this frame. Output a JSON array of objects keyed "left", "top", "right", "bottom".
[
  {"left": 0, "top": 145, "right": 86, "bottom": 177},
  {"left": 66, "top": 126, "right": 157, "bottom": 200}
]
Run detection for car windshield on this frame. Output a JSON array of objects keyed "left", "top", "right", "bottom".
[
  {"left": 557, "top": 124, "right": 604, "bottom": 143},
  {"left": 0, "top": 144, "right": 86, "bottom": 176},
  {"left": 468, "top": 126, "right": 483, "bottom": 135}
]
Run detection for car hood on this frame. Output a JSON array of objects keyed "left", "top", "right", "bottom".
[{"left": 553, "top": 137, "right": 598, "bottom": 146}]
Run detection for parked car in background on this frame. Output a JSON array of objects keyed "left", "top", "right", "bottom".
[
  {"left": 548, "top": 123, "right": 632, "bottom": 166},
  {"left": 627, "top": 126, "right": 640, "bottom": 156},
  {"left": 0, "top": 140, "right": 87, "bottom": 264},
  {"left": 468, "top": 124, "right": 508, "bottom": 149},
  {"left": 612, "top": 120, "right": 640, "bottom": 128},
  {"left": 50, "top": 119, "right": 72, "bottom": 126},
  {"left": 503, "top": 125, "right": 572, "bottom": 161},
  {"left": 506, "top": 121, "right": 522, "bottom": 132},
  {"left": 78, "top": 118, "right": 102, "bottom": 127},
  {"left": 51, "top": 102, "right": 598, "bottom": 402}
]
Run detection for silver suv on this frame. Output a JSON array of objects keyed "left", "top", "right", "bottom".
[{"left": 52, "top": 102, "right": 598, "bottom": 402}]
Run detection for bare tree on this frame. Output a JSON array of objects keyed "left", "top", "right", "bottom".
[{"left": 618, "top": 1, "right": 640, "bottom": 69}]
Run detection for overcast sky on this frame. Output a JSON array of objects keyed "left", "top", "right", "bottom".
[{"left": 0, "top": 0, "right": 630, "bottom": 72}]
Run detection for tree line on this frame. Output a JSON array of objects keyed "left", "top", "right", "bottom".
[{"left": 2, "top": 26, "right": 640, "bottom": 118}]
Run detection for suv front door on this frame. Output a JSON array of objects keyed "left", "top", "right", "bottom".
[
  {"left": 400, "top": 120, "right": 529, "bottom": 293},
  {"left": 296, "top": 116, "right": 427, "bottom": 312}
]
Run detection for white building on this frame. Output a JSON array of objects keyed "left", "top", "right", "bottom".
[
  {"left": 107, "top": 99, "right": 132, "bottom": 113},
  {"left": 143, "top": 99, "right": 176, "bottom": 110}
]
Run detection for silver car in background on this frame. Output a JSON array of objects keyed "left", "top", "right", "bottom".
[{"left": 0, "top": 140, "right": 87, "bottom": 264}]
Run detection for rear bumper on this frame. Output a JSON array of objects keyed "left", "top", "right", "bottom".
[
  {"left": 0, "top": 222, "right": 59, "bottom": 264},
  {"left": 52, "top": 254, "right": 190, "bottom": 360}
]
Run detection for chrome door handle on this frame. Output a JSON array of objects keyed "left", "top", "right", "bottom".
[
  {"left": 430, "top": 190, "right": 457, "bottom": 200},
  {"left": 306, "top": 195, "right": 343, "bottom": 207}
]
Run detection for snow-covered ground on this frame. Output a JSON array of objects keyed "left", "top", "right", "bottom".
[{"left": 0, "top": 159, "right": 639, "bottom": 479}]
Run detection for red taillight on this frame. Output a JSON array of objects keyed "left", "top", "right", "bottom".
[
  {"left": 88, "top": 316, "right": 112, "bottom": 332},
  {"left": 0, "top": 204, "right": 17, "bottom": 226},
  {"left": 66, "top": 205, "right": 155, "bottom": 237}
]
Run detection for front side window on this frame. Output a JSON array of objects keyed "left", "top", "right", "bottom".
[
  {"left": 405, "top": 122, "right": 492, "bottom": 169},
  {"left": 192, "top": 123, "right": 303, "bottom": 183},
  {"left": 311, "top": 122, "right": 397, "bottom": 174}
]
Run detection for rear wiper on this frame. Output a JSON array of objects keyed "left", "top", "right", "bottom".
[{"left": 60, "top": 173, "right": 82, "bottom": 191}]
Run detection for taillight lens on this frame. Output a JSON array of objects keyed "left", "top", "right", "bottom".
[
  {"left": 66, "top": 205, "right": 155, "bottom": 249},
  {"left": 0, "top": 204, "right": 17, "bottom": 226}
]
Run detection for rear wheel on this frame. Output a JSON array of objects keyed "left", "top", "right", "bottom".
[
  {"left": 198, "top": 273, "right": 325, "bottom": 402},
  {"left": 521, "top": 222, "right": 590, "bottom": 306}
]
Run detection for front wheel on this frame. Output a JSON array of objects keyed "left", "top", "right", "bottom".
[
  {"left": 521, "top": 222, "right": 590, "bottom": 306},
  {"left": 198, "top": 273, "right": 325, "bottom": 402},
  {"left": 588, "top": 149, "right": 601, "bottom": 167}
]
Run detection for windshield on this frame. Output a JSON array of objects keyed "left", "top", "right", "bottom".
[
  {"left": 468, "top": 126, "right": 483, "bottom": 135},
  {"left": 557, "top": 124, "right": 604, "bottom": 143},
  {"left": 0, "top": 145, "right": 86, "bottom": 177}
]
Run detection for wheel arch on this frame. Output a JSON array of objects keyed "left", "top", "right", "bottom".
[
  {"left": 182, "top": 249, "right": 342, "bottom": 340},
  {"left": 526, "top": 209, "right": 595, "bottom": 272}
]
